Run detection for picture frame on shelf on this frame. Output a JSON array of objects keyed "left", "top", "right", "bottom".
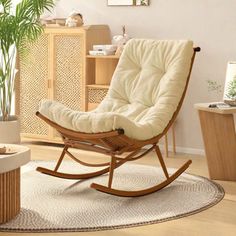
[{"left": 107, "top": 0, "right": 149, "bottom": 6}]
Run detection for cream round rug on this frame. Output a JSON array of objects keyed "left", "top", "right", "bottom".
[{"left": 0, "top": 161, "right": 224, "bottom": 232}]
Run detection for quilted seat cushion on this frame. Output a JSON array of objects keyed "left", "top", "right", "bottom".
[{"left": 39, "top": 39, "right": 194, "bottom": 140}]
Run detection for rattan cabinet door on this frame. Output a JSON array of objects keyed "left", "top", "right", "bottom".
[
  {"left": 53, "top": 34, "right": 84, "bottom": 110},
  {"left": 52, "top": 34, "right": 84, "bottom": 139},
  {"left": 16, "top": 34, "right": 50, "bottom": 138}
]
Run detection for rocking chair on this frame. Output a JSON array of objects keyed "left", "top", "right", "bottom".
[{"left": 36, "top": 39, "right": 200, "bottom": 197}]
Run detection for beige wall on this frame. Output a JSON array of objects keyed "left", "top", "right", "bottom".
[{"left": 54, "top": 0, "right": 236, "bottom": 153}]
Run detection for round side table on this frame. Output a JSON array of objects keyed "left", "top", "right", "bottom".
[{"left": 0, "top": 144, "right": 30, "bottom": 224}]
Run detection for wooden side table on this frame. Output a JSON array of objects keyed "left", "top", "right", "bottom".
[
  {"left": 195, "top": 103, "right": 236, "bottom": 181},
  {"left": 0, "top": 145, "right": 30, "bottom": 224}
]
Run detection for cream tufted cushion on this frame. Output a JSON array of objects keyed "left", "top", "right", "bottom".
[{"left": 39, "top": 39, "right": 194, "bottom": 140}]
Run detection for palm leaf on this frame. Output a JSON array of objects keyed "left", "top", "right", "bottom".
[{"left": 0, "top": 0, "right": 11, "bottom": 13}]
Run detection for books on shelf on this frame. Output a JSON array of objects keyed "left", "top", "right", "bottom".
[
  {"left": 93, "top": 45, "right": 117, "bottom": 51},
  {"left": 89, "top": 50, "right": 115, "bottom": 56},
  {"left": 89, "top": 44, "right": 117, "bottom": 56}
]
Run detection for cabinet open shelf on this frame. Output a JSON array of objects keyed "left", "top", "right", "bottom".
[
  {"left": 86, "top": 54, "right": 120, "bottom": 86},
  {"left": 87, "top": 84, "right": 110, "bottom": 89},
  {"left": 86, "top": 55, "right": 120, "bottom": 110},
  {"left": 86, "top": 54, "right": 120, "bottom": 111}
]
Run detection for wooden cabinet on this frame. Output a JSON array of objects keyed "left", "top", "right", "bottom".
[
  {"left": 86, "top": 55, "right": 120, "bottom": 111},
  {"left": 16, "top": 25, "right": 111, "bottom": 142}
]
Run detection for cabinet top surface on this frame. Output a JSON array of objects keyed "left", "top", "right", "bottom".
[
  {"left": 194, "top": 103, "right": 236, "bottom": 114},
  {"left": 44, "top": 25, "right": 109, "bottom": 33}
]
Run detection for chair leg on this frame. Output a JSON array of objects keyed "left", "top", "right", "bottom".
[
  {"left": 155, "top": 145, "right": 169, "bottom": 179},
  {"left": 54, "top": 146, "right": 68, "bottom": 171},
  {"left": 108, "top": 155, "right": 116, "bottom": 188},
  {"left": 164, "top": 134, "right": 168, "bottom": 157}
]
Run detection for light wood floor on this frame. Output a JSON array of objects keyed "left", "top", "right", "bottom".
[{"left": 1, "top": 142, "right": 236, "bottom": 236}]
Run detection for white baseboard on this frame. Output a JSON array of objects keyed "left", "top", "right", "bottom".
[{"left": 158, "top": 144, "right": 205, "bottom": 156}]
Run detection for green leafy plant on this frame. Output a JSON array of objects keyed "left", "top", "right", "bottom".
[
  {"left": 225, "top": 77, "right": 236, "bottom": 100},
  {"left": 0, "top": 0, "right": 54, "bottom": 121}
]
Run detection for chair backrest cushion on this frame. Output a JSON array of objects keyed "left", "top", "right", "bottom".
[{"left": 96, "top": 39, "right": 194, "bottom": 140}]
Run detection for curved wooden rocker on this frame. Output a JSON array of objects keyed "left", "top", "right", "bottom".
[{"left": 36, "top": 44, "right": 200, "bottom": 197}]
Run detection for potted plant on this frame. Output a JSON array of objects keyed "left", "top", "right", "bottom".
[
  {"left": 224, "top": 76, "right": 236, "bottom": 105},
  {"left": 0, "top": 0, "right": 54, "bottom": 143}
]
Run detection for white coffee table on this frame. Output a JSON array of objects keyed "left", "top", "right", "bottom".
[{"left": 0, "top": 144, "right": 30, "bottom": 224}]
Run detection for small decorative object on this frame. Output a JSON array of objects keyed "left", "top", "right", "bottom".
[
  {"left": 108, "top": 0, "right": 149, "bottom": 6},
  {"left": 206, "top": 80, "right": 222, "bottom": 93},
  {"left": 226, "top": 80, "right": 236, "bottom": 99},
  {"left": 0, "top": 146, "right": 6, "bottom": 154},
  {"left": 93, "top": 45, "right": 118, "bottom": 51},
  {"left": 89, "top": 45, "right": 117, "bottom": 56},
  {"left": 113, "top": 26, "right": 130, "bottom": 55},
  {"left": 66, "top": 11, "right": 84, "bottom": 27},
  {"left": 136, "top": 0, "right": 149, "bottom": 5},
  {"left": 41, "top": 17, "right": 66, "bottom": 27},
  {"left": 0, "top": 146, "right": 17, "bottom": 155},
  {"left": 223, "top": 62, "right": 236, "bottom": 105},
  {"left": 40, "top": 18, "right": 54, "bottom": 26},
  {"left": 89, "top": 50, "right": 114, "bottom": 56},
  {"left": 206, "top": 79, "right": 222, "bottom": 103}
]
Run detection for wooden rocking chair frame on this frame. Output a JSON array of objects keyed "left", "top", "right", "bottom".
[{"left": 36, "top": 47, "right": 200, "bottom": 197}]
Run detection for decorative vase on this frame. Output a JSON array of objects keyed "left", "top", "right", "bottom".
[
  {"left": 0, "top": 116, "right": 21, "bottom": 144},
  {"left": 223, "top": 62, "right": 236, "bottom": 106}
]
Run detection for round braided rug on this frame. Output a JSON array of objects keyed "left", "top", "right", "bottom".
[{"left": 0, "top": 161, "right": 224, "bottom": 232}]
